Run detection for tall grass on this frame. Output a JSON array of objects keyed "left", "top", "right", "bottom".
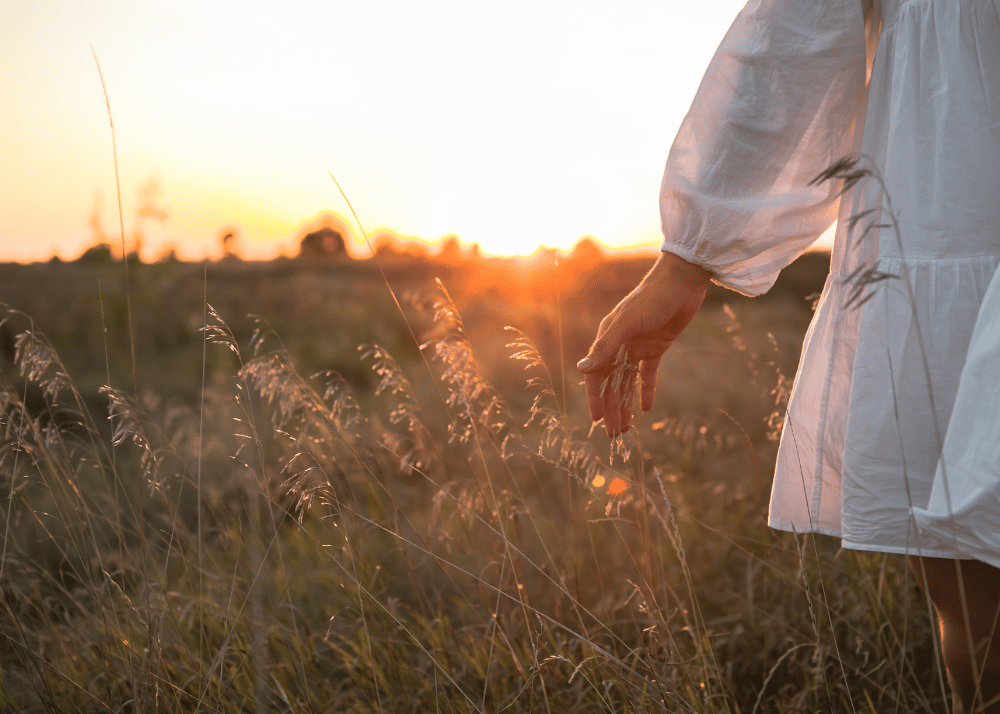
[{"left": 0, "top": 271, "right": 943, "bottom": 711}]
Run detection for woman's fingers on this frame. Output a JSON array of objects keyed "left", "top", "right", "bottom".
[
  {"left": 584, "top": 371, "right": 606, "bottom": 423},
  {"left": 639, "top": 355, "right": 662, "bottom": 412},
  {"left": 599, "top": 365, "right": 638, "bottom": 438},
  {"left": 586, "top": 366, "right": 638, "bottom": 437},
  {"left": 584, "top": 344, "right": 665, "bottom": 435},
  {"left": 621, "top": 384, "right": 635, "bottom": 433},
  {"left": 577, "top": 312, "right": 628, "bottom": 377},
  {"left": 602, "top": 375, "right": 623, "bottom": 437}
]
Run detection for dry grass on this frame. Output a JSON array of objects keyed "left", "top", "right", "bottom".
[{"left": 0, "top": 255, "right": 944, "bottom": 712}]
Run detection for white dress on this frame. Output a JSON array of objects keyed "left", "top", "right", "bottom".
[{"left": 660, "top": 0, "right": 1000, "bottom": 566}]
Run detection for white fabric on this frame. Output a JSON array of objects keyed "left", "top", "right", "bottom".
[{"left": 660, "top": 0, "right": 1000, "bottom": 563}]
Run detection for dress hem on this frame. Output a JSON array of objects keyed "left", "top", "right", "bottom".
[
  {"left": 839, "top": 540, "right": 966, "bottom": 560},
  {"left": 768, "top": 522, "right": 966, "bottom": 559}
]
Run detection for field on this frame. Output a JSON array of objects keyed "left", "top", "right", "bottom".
[{"left": 0, "top": 248, "right": 945, "bottom": 712}]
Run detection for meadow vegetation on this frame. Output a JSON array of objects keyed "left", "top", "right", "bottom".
[{"left": 0, "top": 249, "right": 945, "bottom": 712}]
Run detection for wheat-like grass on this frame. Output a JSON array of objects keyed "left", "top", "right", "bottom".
[{"left": 0, "top": 272, "right": 948, "bottom": 712}]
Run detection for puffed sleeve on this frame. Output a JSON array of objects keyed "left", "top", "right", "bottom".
[{"left": 660, "top": 0, "right": 870, "bottom": 296}]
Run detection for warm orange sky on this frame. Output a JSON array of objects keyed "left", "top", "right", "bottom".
[{"left": 3, "top": 0, "right": 836, "bottom": 262}]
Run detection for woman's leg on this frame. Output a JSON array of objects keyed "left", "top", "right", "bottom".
[{"left": 909, "top": 556, "right": 1000, "bottom": 713}]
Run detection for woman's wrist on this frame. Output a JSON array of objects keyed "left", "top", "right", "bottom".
[{"left": 651, "top": 250, "right": 712, "bottom": 290}]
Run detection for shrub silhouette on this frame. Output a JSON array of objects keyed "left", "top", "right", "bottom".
[
  {"left": 76, "top": 242, "right": 114, "bottom": 263},
  {"left": 299, "top": 227, "right": 346, "bottom": 259}
]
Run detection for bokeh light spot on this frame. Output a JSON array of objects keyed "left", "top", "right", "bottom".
[{"left": 607, "top": 478, "right": 627, "bottom": 496}]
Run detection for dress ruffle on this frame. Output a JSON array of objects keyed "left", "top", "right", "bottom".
[
  {"left": 773, "top": 255, "right": 1000, "bottom": 558},
  {"left": 913, "top": 263, "right": 1000, "bottom": 568}
]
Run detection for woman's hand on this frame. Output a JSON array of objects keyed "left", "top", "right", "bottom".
[{"left": 577, "top": 251, "right": 711, "bottom": 437}]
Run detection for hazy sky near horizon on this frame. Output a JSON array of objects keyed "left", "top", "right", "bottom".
[{"left": 1, "top": 0, "right": 826, "bottom": 262}]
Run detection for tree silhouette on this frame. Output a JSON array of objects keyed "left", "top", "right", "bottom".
[{"left": 299, "top": 227, "right": 346, "bottom": 259}]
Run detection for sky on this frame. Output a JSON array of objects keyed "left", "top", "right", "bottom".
[{"left": 1, "top": 0, "right": 832, "bottom": 262}]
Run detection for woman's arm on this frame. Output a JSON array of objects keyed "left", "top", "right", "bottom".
[
  {"left": 660, "top": 0, "right": 870, "bottom": 295},
  {"left": 580, "top": 0, "right": 873, "bottom": 435}
]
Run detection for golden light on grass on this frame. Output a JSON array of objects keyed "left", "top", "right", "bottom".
[{"left": 0, "top": 243, "right": 939, "bottom": 710}]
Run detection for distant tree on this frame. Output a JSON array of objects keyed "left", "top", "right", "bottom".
[
  {"left": 76, "top": 243, "right": 114, "bottom": 264},
  {"left": 88, "top": 194, "right": 111, "bottom": 248},
  {"left": 299, "top": 228, "right": 346, "bottom": 259},
  {"left": 136, "top": 177, "right": 169, "bottom": 222},
  {"left": 373, "top": 236, "right": 429, "bottom": 260},
  {"left": 436, "top": 235, "right": 463, "bottom": 263},
  {"left": 86, "top": 177, "right": 169, "bottom": 264},
  {"left": 219, "top": 227, "right": 242, "bottom": 261},
  {"left": 130, "top": 176, "right": 169, "bottom": 262},
  {"left": 568, "top": 236, "right": 603, "bottom": 265}
]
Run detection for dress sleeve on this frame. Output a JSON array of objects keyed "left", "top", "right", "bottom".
[{"left": 660, "top": 0, "right": 871, "bottom": 296}]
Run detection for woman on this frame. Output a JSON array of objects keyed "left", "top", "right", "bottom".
[{"left": 577, "top": 0, "right": 1000, "bottom": 710}]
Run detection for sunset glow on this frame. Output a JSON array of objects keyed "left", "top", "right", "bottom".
[{"left": 3, "top": 0, "right": 784, "bottom": 262}]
